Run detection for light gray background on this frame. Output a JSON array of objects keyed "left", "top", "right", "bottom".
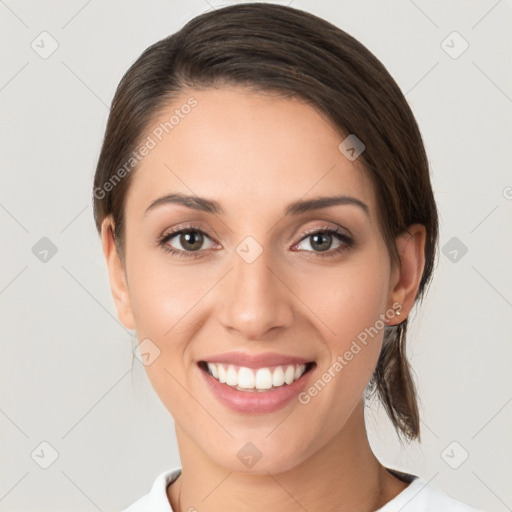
[{"left": 1, "top": 1, "right": 511, "bottom": 510}]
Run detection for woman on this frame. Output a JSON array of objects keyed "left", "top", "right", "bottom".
[{"left": 93, "top": 3, "right": 482, "bottom": 511}]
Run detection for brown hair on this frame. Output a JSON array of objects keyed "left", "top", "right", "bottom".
[{"left": 93, "top": 2, "right": 439, "bottom": 442}]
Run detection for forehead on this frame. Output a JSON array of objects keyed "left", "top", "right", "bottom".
[{"left": 126, "top": 86, "right": 377, "bottom": 222}]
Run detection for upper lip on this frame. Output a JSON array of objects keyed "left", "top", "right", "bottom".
[{"left": 201, "top": 351, "right": 314, "bottom": 369}]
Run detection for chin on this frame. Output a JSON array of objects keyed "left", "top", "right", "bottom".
[{"left": 205, "top": 440, "right": 310, "bottom": 476}]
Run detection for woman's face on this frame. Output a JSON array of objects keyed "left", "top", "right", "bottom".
[{"left": 103, "top": 85, "right": 411, "bottom": 473}]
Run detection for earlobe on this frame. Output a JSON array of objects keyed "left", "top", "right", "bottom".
[
  {"left": 100, "top": 217, "right": 136, "bottom": 330},
  {"left": 387, "top": 224, "right": 426, "bottom": 326}
]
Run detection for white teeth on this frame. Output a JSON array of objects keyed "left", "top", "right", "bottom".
[
  {"left": 226, "top": 365, "right": 238, "bottom": 386},
  {"left": 205, "top": 362, "right": 308, "bottom": 391},
  {"left": 272, "top": 366, "right": 285, "bottom": 387},
  {"left": 284, "top": 365, "right": 295, "bottom": 385},
  {"left": 237, "top": 367, "right": 255, "bottom": 389},
  {"left": 207, "top": 362, "right": 218, "bottom": 379},
  {"left": 217, "top": 364, "right": 226, "bottom": 383},
  {"left": 255, "top": 368, "right": 273, "bottom": 390}
]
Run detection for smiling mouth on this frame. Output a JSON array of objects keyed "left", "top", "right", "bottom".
[{"left": 198, "top": 361, "right": 316, "bottom": 392}]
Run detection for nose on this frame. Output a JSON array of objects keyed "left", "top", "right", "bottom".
[{"left": 217, "top": 243, "right": 294, "bottom": 340}]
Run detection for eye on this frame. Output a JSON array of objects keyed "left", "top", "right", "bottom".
[
  {"left": 158, "top": 224, "right": 354, "bottom": 259},
  {"left": 293, "top": 227, "right": 354, "bottom": 257},
  {"left": 158, "top": 224, "right": 216, "bottom": 258}
]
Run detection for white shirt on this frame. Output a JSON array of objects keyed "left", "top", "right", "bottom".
[{"left": 122, "top": 467, "right": 483, "bottom": 512}]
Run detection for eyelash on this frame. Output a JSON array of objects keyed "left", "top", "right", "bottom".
[{"left": 158, "top": 223, "right": 354, "bottom": 259}]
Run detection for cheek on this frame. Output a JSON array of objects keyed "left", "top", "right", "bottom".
[
  {"left": 291, "top": 273, "right": 388, "bottom": 443},
  {"left": 126, "top": 246, "right": 208, "bottom": 338},
  {"left": 292, "top": 253, "right": 390, "bottom": 397},
  {"left": 294, "top": 254, "right": 390, "bottom": 346},
  {"left": 124, "top": 246, "right": 216, "bottom": 394},
  {"left": 124, "top": 248, "right": 202, "bottom": 414}
]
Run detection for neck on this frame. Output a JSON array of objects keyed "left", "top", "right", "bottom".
[{"left": 167, "top": 401, "right": 408, "bottom": 512}]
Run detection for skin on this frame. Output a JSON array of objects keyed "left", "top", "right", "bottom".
[{"left": 101, "top": 86, "right": 426, "bottom": 512}]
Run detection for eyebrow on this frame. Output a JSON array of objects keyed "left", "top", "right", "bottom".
[{"left": 144, "top": 192, "right": 369, "bottom": 217}]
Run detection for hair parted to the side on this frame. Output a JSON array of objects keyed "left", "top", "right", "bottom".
[{"left": 92, "top": 2, "right": 439, "bottom": 442}]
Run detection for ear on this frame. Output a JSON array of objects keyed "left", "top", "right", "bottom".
[
  {"left": 101, "top": 216, "right": 135, "bottom": 330},
  {"left": 387, "top": 224, "right": 426, "bottom": 326}
]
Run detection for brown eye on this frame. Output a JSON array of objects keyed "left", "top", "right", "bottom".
[
  {"left": 309, "top": 232, "right": 334, "bottom": 252},
  {"left": 178, "top": 230, "right": 204, "bottom": 251},
  {"left": 159, "top": 226, "right": 216, "bottom": 257},
  {"left": 294, "top": 228, "right": 354, "bottom": 257}
]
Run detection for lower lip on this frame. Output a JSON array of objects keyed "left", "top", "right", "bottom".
[{"left": 199, "top": 364, "right": 315, "bottom": 414}]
